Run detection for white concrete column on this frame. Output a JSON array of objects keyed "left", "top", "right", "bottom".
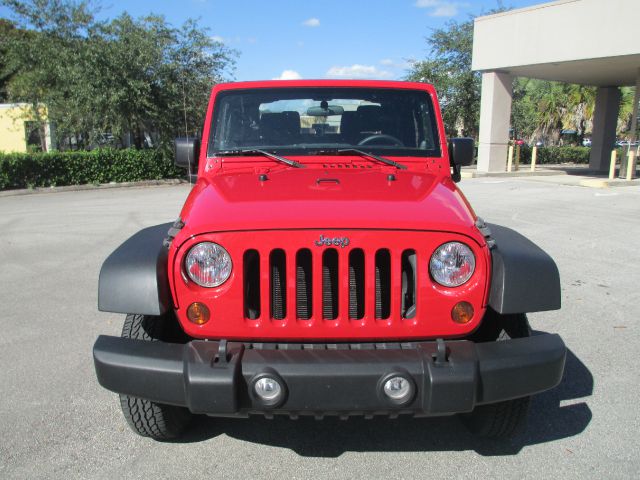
[
  {"left": 476, "top": 71, "right": 513, "bottom": 173},
  {"left": 44, "top": 122, "right": 56, "bottom": 152},
  {"left": 589, "top": 86, "right": 621, "bottom": 172}
]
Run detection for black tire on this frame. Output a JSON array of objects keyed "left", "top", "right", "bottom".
[
  {"left": 118, "top": 313, "right": 192, "bottom": 440},
  {"left": 461, "top": 311, "right": 532, "bottom": 438}
]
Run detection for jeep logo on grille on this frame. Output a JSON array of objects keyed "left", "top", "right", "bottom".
[{"left": 315, "top": 235, "right": 350, "bottom": 248}]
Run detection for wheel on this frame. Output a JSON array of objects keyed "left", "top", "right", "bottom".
[
  {"left": 460, "top": 311, "right": 532, "bottom": 438},
  {"left": 357, "top": 133, "right": 404, "bottom": 146},
  {"left": 118, "top": 313, "right": 193, "bottom": 440}
]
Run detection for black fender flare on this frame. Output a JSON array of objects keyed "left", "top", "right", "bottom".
[
  {"left": 98, "top": 223, "right": 173, "bottom": 316},
  {"left": 487, "top": 223, "right": 561, "bottom": 314}
]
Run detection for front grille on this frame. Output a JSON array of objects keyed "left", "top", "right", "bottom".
[
  {"left": 348, "top": 249, "right": 365, "bottom": 319},
  {"left": 295, "top": 249, "right": 312, "bottom": 320},
  {"left": 270, "top": 249, "right": 286, "bottom": 320},
  {"left": 243, "top": 247, "right": 419, "bottom": 323},
  {"left": 375, "top": 249, "right": 391, "bottom": 320},
  {"left": 243, "top": 250, "right": 260, "bottom": 319},
  {"left": 322, "top": 249, "right": 339, "bottom": 320}
]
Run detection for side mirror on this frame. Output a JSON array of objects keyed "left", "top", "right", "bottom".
[
  {"left": 174, "top": 137, "right": 200, "bottom": 170},
  {"left": 448, "top": 137, "right": 475, "bottom": 167}
]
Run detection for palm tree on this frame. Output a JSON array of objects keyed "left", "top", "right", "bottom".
[
  {"left": 617, "top": 87, "right": 636, "bottom": 137},
  {"left": 530, "top": 81, "right": 569, "bottom": 145},
  {"left": 564, "top": 84, "right": 596, "bottom": 145}
]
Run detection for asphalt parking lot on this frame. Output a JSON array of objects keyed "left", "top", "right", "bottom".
[{"left": 1, "top": 177, "right": 638, "bottom": 479}]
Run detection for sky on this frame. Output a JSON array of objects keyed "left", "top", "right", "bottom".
[{"left": 2, "top": 0, "right": 544, "bottom": 81}]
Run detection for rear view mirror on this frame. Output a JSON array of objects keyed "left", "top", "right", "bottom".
[
  {"left": 307, "top": 105, "right": 345, "bottom": 116},
  {"left": 175, "top": 137, "right": 200, "bottom": 171},
  {"left": 448, "top": 137, "right": 475, "bottom": 167}
]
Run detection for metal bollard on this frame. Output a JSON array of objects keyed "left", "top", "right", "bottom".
[
  {"left": 515, "top": 145, "right": 521, "bottom": 171},
  {"left": 507, "top": 145, "right": 514, "bottom": 172},
  {"left": 531, "top": 146, "right": 537, "bottom": 172},
  {"left": 609, "top": 150, "right": 617, "bottom": 180}
]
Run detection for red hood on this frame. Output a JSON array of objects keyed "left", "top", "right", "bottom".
[{"left": 179, "top": 168, "right": 479, "bottom": 238}]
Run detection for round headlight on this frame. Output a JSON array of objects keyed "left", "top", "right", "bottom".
[
  {"left": 185, "top": 242, "right": 232, "bottom": 287},
  {"left": 429, "top": 242, "right": 475, "bottom": 287}
]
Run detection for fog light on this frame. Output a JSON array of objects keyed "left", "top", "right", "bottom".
[
  {"left": 187, "top": 302, "right": 210, "bottom": 325},
  {"left": 383, "top": 375, "right": 414, "bottom": 403},
  {"left": 254, "top": 376, "right": 283, "bottom": 402},
  {"left": 451, "top": 301, "right": 474, "bottom": 324}
]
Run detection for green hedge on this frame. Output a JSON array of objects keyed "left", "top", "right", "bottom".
[
  {"left": 511, "top": 146, "right": 591, "bottom": 164},
  {"left": 0, "top": 149, "right": 182, "bottom": 190}
]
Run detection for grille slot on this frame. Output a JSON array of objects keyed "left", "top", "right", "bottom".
[
  {"left": 243, "top": 250, "right": 260, "bottom": 319},
  {"left": 322, "top": 249, "right": 339, "bottom": 320},
  {"left": 349, "top": 249, "right": 365, "bottom": 319},
  {"left": 270, "top": 249, "right": 286, "bottom": 320},
  {"left": 401, "top": 250, "right": 417, "bottom": 319},
  {"left": 296, "top": 249, "right": 312, "bottom": 319},
  {"left": 375, "top": 249, "right": 391, "bottom": 319}
]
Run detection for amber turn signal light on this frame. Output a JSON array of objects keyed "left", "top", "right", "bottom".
[
  {"left": 451, "top": 301, "right": 474, "bottom": 324},
  {"left": 187, "top": 302, "right": 210, "bottom": 325}
]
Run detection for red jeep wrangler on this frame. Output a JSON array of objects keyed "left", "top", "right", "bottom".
[{"left": 93, "top": 80, "right": 565, "bottom": 440}]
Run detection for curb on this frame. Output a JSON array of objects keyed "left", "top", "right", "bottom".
[
  {"left": 461, "top": 169, "right": 562, "bottom": 179},
  {"left": 0, "top": 178, "right": 189, "bottom": 198},
  {"left": 579, "top": 178, "right": 640, "bottom": 188},
  {"left": 461, "top": 168, "right": 640, "bottom": 188}
]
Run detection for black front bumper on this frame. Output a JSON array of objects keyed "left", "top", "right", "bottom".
[{"left": 93, "top": 335, "right": 566, "bottom": 417}]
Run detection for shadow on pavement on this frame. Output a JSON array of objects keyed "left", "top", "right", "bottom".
[
  {"left": 557, "top": 167, "right": 606, "bottom": 177},
  {"left": 176, "top": 337, "right": 592, "bottom": 457}
]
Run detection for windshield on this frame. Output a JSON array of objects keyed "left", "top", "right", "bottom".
[{"left": 208, "top": 87, "right": 441, "bottom": 157}]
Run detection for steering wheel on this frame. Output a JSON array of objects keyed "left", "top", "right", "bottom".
[{"left": 357, "top": 134, "right": 404, "bottom": 147}]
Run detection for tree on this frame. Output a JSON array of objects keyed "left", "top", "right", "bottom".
[
  {"left": 617, "top": 87, "right": 637, "bottom": 137},
  {"left": 510, "top": 78, "right": 538, "bottom": 142},
  {"left": 406, "top": 18, "right": 480, "bottom": 137},
  {"left": 0, "top": 0, "right": 237, "bottom": 149},
  {"left": 510, "top": 79, "right": 597, "bottom": 146},
  {"left": 0, "top": 18, "right": 29, "bottom": 102}
]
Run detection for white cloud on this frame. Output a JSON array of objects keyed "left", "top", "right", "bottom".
[
  {"left": 211, "top": 36, "right": 259, "bottom": 45},
  {"left": 379, "top": 58, "right": 412, "bottom": 69},
  {"left": 325, "top": 64, "right": 392, "bottom": 79},
  {"left": 302, "top": 18, "right": 320, "bottom": 27},
  {"left": 414, "top": 0, "right": 439, "bottom": 7},
  {"left": 414, "top": 0, "right": 463, "bottom": 17},
  {"left": 273, "top": 70, "right": 303, "bottom": 80},
  {"left": 431, "top": 4, "right": 458, "bottom": 16}
]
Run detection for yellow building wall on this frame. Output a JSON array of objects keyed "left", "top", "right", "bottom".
[{"left": 0, "top": 103, "right": 48, "bottom": 153}]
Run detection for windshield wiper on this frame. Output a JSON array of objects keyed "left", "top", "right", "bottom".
[
  {"left": 216, "top": 149, "right": 304, "bottom": 168},
  {"left": 337, "top": 148, "right": 407, "bottom": 170}
]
